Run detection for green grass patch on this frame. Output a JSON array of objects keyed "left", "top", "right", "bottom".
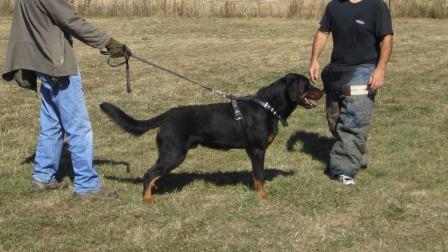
[{"left": 0, "top": 18, "right": 447, "bottom": 251}]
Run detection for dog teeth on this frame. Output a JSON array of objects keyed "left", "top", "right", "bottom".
[{"left": 304, "top": 97, "right": 316, "bottom": 107}]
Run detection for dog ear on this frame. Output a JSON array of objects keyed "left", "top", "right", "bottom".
[
  {"left": 286, "top": 76, "right": 298, "bottom": 102},
  {"left": 286, "top": 75, "right": 304, "bottom": 102}
]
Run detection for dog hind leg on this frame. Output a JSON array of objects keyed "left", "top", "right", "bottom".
[{"left": 142, "top": 139, "right": 188, "bottom": 203}]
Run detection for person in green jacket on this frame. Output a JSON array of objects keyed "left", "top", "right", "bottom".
[{"left": 2, "top": 0, "right": 126, "bottom": 199}]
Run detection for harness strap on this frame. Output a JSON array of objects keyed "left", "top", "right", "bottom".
[
  {"left": 231, "top": 99, "right": 243, "bottom": 121},
  {"left": 250, "top": 98, "right": 288, "bottom": 127},
  {"left": 230, "top": 99, "right": 249, "bottom": 147}
]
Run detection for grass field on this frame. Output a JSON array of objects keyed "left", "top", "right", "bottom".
[{"left": 0, "top": 17, "right": 447, "bottom": 251}]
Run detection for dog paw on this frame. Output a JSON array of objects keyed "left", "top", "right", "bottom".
[
  {"left": 258, "top": 192, "right": 271, "bottom": 200},
  {"left": 143, "top": 196, "right": 155, "bottom": 204}
]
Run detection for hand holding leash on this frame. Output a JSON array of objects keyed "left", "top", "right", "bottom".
[
  {"left": 101, "top": 42, "right": 132, "bottom": 93},
  {"left": 105, "top": 38, "right": 128, "bottom": 58}
]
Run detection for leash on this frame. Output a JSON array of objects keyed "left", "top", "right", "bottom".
[
  {"left": 101, "top": 45, "right": 236, "bottom": 99},
  {"left": 101, "top": 46, "right": 288, "bottom": 127}
]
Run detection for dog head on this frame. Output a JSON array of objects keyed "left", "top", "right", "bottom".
[{"left": 285, "top": 73, "right": 323, "bottom": 109}]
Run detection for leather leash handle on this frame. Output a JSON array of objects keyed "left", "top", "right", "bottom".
[
  {"left": 124, "top": 45, "right": 132, "bottom": 93},
  {"left": 125, "top": 58, "right": 131, "bottom": 93},
  {"left": 101, "top": 45, "right": 133, "bottom": 93}
]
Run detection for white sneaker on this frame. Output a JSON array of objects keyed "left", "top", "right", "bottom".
[{"left": 338, "top": 175, "right": 355, "bottom": 185}]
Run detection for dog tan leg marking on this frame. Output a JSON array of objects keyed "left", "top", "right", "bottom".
[
  {"left": 143, "top": 176, "right": 160, "bottom": 203},
  {"left": 253, "top": 176, "right": 270, "bottom": 200},
  {"left": 267, "top": 133, "right": 276, "bottom": 145}
]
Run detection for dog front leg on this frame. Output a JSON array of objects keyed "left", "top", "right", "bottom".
[{"left": 247, "top": 148, "right": 269, "bottom": 199}]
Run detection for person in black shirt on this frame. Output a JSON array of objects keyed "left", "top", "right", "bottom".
[{"left": 309, "top": 0, "right": 393, "bottom": 185}]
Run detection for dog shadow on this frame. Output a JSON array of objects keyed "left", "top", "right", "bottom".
[
  {"left": 21, "top": 144, "right": 292, "bottom": 193},
  {"left": 105, "top": 168, "right": 295, "bottom": 194},
  {"left": 286, "top": 130, "right": 335, "bottom": 166},
  {"left": 21, "top": 143, "right": 130, "bottom": 182}
]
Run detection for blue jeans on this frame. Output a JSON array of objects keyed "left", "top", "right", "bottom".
[
  {"left": 325, "top": 64, "right": 376, "bottom": 178},
  {"left": 32, "top": 72, "right": 100, "bottom": 193}
]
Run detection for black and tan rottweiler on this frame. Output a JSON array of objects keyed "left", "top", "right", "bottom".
[{"left": 100, "top": 73, "right": 323, "bottom": 202}]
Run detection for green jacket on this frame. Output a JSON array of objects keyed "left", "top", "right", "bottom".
[{"left": 2, "top": 0, "right": 111, "bottom": 90}]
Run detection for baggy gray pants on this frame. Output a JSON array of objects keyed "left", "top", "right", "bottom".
[{"left": 325, "top": 64, "right": 376, "bottom": 178}]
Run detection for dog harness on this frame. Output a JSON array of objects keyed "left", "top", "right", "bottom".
[
  {"left": 231, "top": 100, "right": 243, "bottom": 121},
  {"left": 230, "top": 98, "right": 288, "bottom": 127}
]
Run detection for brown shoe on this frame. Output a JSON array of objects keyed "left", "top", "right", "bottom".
[
  {"left": 32, "top": 179, "right": 68, "bottom": 192},
  {"left": 73, "top": 187, "right": 118, "bottom": 200}
]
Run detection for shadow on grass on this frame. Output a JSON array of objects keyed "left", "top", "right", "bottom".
[
  {"left": 105, "top": 168, "right": 295, "bottom": 194},
  {"left": 21, "top": 144, "right": 292, "bottom": 193},
  {"left": 21, "top": 143, "right": 130, "bottom": 182},
  {"left": 286, "top": 130, "right": 335, "bottom": 166}
]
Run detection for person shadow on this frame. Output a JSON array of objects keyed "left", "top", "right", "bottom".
[
  {"left": 286, "top": 130, "right": 336, "bottom": 171},
  {"left": 21, "top": 143, "right": 130, "bottom": 182},
  {"left": 105, "top": 168, "right": 295, "bottom": 195}
]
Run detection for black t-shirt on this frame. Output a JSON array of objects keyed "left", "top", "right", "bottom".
[{"left": 320, "top": 0, "right": 394, "bottom": 66}]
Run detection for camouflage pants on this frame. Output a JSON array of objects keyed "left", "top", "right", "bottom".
[{"left": 325, "top": 65, "right": 376, "bottom": 178}]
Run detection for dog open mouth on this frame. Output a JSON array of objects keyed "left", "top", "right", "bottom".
[
  {"left": 299, "top": 88, "right": 323, "bottom": 109},
  {"left": 303, "top": 96, "right": 317, "bottom": 108}
]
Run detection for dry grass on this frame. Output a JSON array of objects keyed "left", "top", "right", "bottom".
[
  {"left": 390, "top": 0, "right": 448, "bottom": 18},
  {"left": 0, "top": 17, "right": 448, "bottom": 251},
  {"left": 1, "top": 0, "right": 448, "bottom": 18}
]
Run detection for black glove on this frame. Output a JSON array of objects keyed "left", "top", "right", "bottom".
[{"left": 105, "top": 38, "right": 127, "bottom": 58}]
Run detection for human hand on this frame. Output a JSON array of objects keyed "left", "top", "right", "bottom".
[
  {"left": 369, "top": 68, "right": 386, "bottom": 91},
  {"left": 105, "top": 38, "right": 126, "bottom": 58},
  {"left": 309, "top": 61, "right": 320, "bottom": 83}
]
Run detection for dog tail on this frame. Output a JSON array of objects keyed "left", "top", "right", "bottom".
[{"left": 100, "top": 102, "right": 166, "bottom": 136}]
